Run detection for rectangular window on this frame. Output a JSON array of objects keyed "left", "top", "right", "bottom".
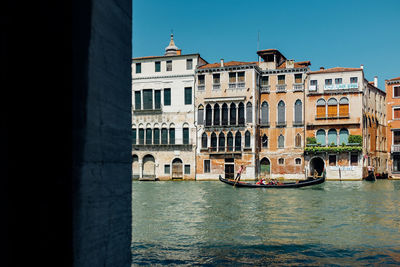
[
  {"left": 295, "top": 158, "right": 301, "bottom": 165},
  {"left": 394, "top": 108, "right": 400, "bottom": 119},
  {"left": 164, "top": 88, "right": 171, "bottom": 106},
  {"left": 229, "top": 72, "right": 236, "bottom": 83},
  {"left": 351, "top": 153, "right": 358, "bottom": 166},
  {"left": 154, "top": 90, "right": 161, "bottom": 109},
  {"left": 166, "top": 60, "right": 172, "bottom": 71},
  {"left": 294, "top": 74, "right": 302, "bottom": 83},
  {"left": 350, "top": 77, "right": 358, "bottom": 84},
  {"left": 139, "top": 129, "right": 144, "bottom": 144},
  {"left": 310, "top": 80, "right": 318, "bottom": 85},
  {"left": 204, "top": 160, "right": 211, "bottom": 173},
  {"left": 394, "top": 86, "right": 400, "bottom": 98},
  {"left": 261, "top": 76, "right": 269, "bottom": 86},
  {"left": 135, "top": 63, "right": 141, "bottom": 73},
  {"left": 134, "top": 91, "right": 141, "bottom": 110},
  {"left": 184, "top": 165, "right": 190, "bottom": 174},
  {"left": 198, "top": 75, "right": 205, "bottom": 85},
  {"left": 213, "top": 74, "right": 220, "bottom": 84},
  {"left": 142, "top": 89, "right": 153, "bottom": 110},
  {"left": 186, "top": 59, "right": 193, "bottom": 70},
  {"left": 329, "top": 155, "right": 336, "bottom": 166},
  {"left": 278, "top": 158, "right": 284, "bottom": 165},
  {"left": 278, "top": 75, "right": 285, "bottom": 85},
  {"left": 164, "top": 164, "right": 170, "bottom": 174},
  {"left": 238, "top": 72, "right": 245, "bottom": 82},
  {"left": 325, "top": 79, "right": 332, "bottom": 85},
  {"left": 155, "top": 61, "right": 161, "bottom": 72},
  {"left": 161, "top": 128, "right": 168, "bottom": 144},
  {"left": 169, "top": 128, "right": 175, "bottom": 144},
  {"left": 394, "top": 131, "right": 400, "bottom": 145},
  {"left": 335, "top": 78, "right": 342, "bottom": 84},
  {"left": 153, "top": 128, "right": 160, "bottom": 144},
  {"left": 184, "top": 87, "right": 192, "bottom": 105},
  {"left": 183, "top": 128, "right": 189, "bottom": 144},
  {"left": 145, "top": 128, "right": 152, "bottom": 144},
  {"left": 132, "top": 129, "right": 136, "bottom": 144}
]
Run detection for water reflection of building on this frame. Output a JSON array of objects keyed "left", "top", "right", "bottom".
[
  {"left": 304, "top": 67, "right": 387, "bottom": 180},
  {"left": 131, "top": 35, "right": 207, "bottom": 180},
  {"left": 386, "top": 77, "right": 400, "bottom": 179}
]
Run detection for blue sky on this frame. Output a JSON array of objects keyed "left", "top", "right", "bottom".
[{"left": 133, "top": 0, "right": 400, "bottom": 88}]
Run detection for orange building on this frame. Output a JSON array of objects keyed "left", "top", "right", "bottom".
[{"left": 386, "top": 76, "right": 400, "bottom": 178}]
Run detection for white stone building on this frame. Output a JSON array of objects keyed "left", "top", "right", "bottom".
[{"left": 132, "top": 35, "right": 207, "bottom": 180}]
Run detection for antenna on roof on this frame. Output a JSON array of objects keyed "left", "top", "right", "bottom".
[{"left": 257, "top": 31, "right": 260, "bottom": 63}]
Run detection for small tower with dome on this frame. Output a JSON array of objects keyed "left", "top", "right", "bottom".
[{"left": 164, "top": 34, "right": 179, "bottom": 56}]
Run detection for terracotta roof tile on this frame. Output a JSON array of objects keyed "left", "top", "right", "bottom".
[
  {"left": 308, "top": 67, "right": 362, "bottom": 74},
  {"left": 276, "top": 61, "right": 311, "bottom": 69},
  {"left": 388, "top": 76, "right": 400, "bottom": 81},
  {"left": 198, "top": 61, "right": 257, "bottom": 69}
]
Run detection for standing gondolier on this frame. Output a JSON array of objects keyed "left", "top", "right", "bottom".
[{"left": 234, "top": 165, "right": 245, "bottom": 182}]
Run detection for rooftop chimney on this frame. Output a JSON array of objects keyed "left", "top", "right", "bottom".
[
  {"left": 374, "top": 76, "right": 378, "bottom": 87},
  {"left": 220, "top": 59, "right": 224, "bottom": 67},
  {"left": 360, "top": 64, "right": 364, "bottom": 69},
  {"left": 177, "top": 49, "right": 181, "bottom": 55}
]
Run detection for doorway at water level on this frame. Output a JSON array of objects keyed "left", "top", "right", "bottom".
[{"left": 225, "top": 158, "right": 234, "bottom": 179}]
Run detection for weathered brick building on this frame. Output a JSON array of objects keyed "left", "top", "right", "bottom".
[{"left": 386, "top": 76, "right": 400, "bottom": 178}]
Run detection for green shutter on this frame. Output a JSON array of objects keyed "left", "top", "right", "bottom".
[
  {"left": 146, "top": 129, "right": 152, "bottom": 144},
  {"left": 153, "top": 128, "right": 160, "bottom": 144},
  {"left": 184, "top": 87, "right": 192, "bottom": 105},
  {"left": 135, "top": 91, "right": 141, "bottom": 110},
  {"left": 183, "top": 128, "right": 189, "bottom": 144},
  {"left": 155, "top": 61, "right": 160, "bottom": 72},
  {"left": 169, "top": 128, "right": 175, "bottom": 144},
  {"left": 161, "top": 128, "right": 168, "bottom": 144},
  {"left": 139, "top": 129, "right": 144, "bottom": 144},
  {"left": 164, "top": 89, "right": 171, "bottom": 106},
  {"left": 132, "top": 129, "right": 137, "bottom": 144},
  {"left": 142, "top": 89, "right": 153, "bottom": 110},
  {"left": 155, "top": 90, "right": 161, "bottom": 109}
]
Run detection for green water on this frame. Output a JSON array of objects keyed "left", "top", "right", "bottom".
[{"left": 132, "top": 180, "right": 400, "bottom": 266}]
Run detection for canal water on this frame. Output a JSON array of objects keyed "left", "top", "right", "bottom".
[{"left": 131, "top": 180, "right": 400, "bottom": 266}]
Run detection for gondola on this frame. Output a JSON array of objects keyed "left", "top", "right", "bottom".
[{"left": 219, "top": 171, "right": 326, "bottom": 188}]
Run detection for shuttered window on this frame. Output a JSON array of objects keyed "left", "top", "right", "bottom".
[
  {"left": 278, "top": 135, "right": 284, "bottom": 148},
  {"left": 316, "top": 129, "right": 326, "bottom": 146},
  {"left": 164, "top": 88, "right": 171, "bottom": 106},
  {"left": 245, "top": 131, "right": 251, "bottom": 147},
  {"left": 339, "top": 97, "right": 349, "bottom": 117},
  {"left": 155, "top": 61, "right": 161, "bottom": 72},
  {"left": 222, "top": 104, "right": 228, "bottom": 125},
  {"left": 394, "top": 108, "right": 400, "bottom": 119},
  {"left": 211, "top": 133, "right": 217, "bottom": 151},
  {"left": 316, "top": 99, "right": 326, "bottom": 118},
  {"left": 238, "top": 103, "right": 245, "bottom": 125},
  {"left": 198, "top": 106, "right": 204, "bottom": 125},
  {"left": 235, "top": 132, "right": 241, "bottom": 151},
  {"left": 161, "top": 128, "right": 168, "bottom": 144},
  {"left": 230, "top": 103, "right": 236, "bottom": 125},
  {"left": 261, "top": 102, "right": 269, "bottom": 124},
  {"left": 135, "top": 91, "right": 141, "bottom": 110},
  {"left": 328, "top": 129, "right": 337, "bottom": 145},
  {"left": 214, "top": 104, "right": 220, "bottom": 125},
  {"left": 294, "top": 100, "right": 302, "bottom": 123},
  {"left": 139, "top": 129, "right": 144, "bottom": 144},
  {"left": 246, "top": 102, "right": 252, "bottom": 123},
  {"left": 218, "top": 133, "right": 225, "bottom": 151},
  {"left": 227, "top": 132, "right": 233, "bottom": 151},
  {"left": 295, "top": 134, "right": 301, "bottom": 147},
  {"left": 132, "top": 129, "right": 137, "bottom": 144},
  {"left": 183, "top": 128, "right": 189, "bottom": 144},
  {"left": 154, "top": 90, "right": 161, "bottom": 109},
  {"left": 201, "top": 133, "right": 208, "bottom": 148},
  {"left": 327, "top": 98, "right": 338, "bottom": 118},
  {"left": 278, "top": 101, "right": 285, "bottom": 124},
  {"left": 339, "top": 128, "right": 349, "bottom": 145},
  {"left": 135, "top": 63, "right": 141, "bottom": 73},
  {"left": 142, "top": 89, "right": 153, "bottom": 110},
  {"left": 184, "top": 87, "right": 192, "bottom": 105},
  {"left": 146, "top": 129, "right": 152, "bottom": 144},
  {"left": 153, "top": 128, "right": 160, "bottom": 144},
  {"left": 205, "top": 104, "right": 212, "bottom": 126},
  {"left": 169, "top": 128, "right": 175, "bottom": 144}
]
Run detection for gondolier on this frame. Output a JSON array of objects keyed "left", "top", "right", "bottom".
[{"left": 234, "top": 165, "right": 245, "bottom": 182}]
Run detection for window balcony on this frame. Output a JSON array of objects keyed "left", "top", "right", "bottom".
[
  {"left": 133, "top": 108, "right": 162, "bottom": 115},
  {"left": 392, "top": 144, "right": 400, "bottom": 153},
  {"left": 260, "top": 85, "right": 270, "bottom": 93},
  {"left": 276, "top": 121, "right": 287, "bottom": 127},
  {"left": 133, "top": 144, "right": 193, "bottom": 151},
  {"left": 229, "top": 83, "right": 236, "bottom": 89},
  {"left": 260, "top": 122, "right": 270, "bottom": 127},
  {"left": 237, "top": 82, "right": 245, "bottom": 88},
  {"left": 293, "top": 120, "right": 304, "bottom": 126},
  {"left": 293, "top": 83, "right": 304, "bottom": 91},
  {"left": 315, "top": 114, "right": 350, "bottom": 120},
  {"left": 213, "top": 84, "right": 220, "bottom": 90},
  {"left": 198, "top": 85, "right": 205, "bottom": 91},
  {"left": 207, "top": 146, "right": 242, "bottom": 154},
  {"left": 276, "top": 84, "right": 287, "bottom": 92}
]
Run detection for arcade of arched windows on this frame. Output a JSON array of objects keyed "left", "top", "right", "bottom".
[
  {"left": 201, "top": 130, "right": 251, "bottom": 152},
  {"left": 132, "top": 122, "right": 192, "bottom": 145},
  {"left": 198, "top": 102, "right": 251, "bottom": 126}
]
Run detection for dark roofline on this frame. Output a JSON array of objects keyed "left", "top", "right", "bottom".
[{"left": 132, "top": 53, "right": 203, "bottom": 61}]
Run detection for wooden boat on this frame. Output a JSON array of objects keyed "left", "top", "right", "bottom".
[{"left": 219, "top": 171, "right": 326, "bottom": 188}]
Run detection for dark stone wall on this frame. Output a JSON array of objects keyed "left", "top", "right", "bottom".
[{"left": 5, "top": 0, "right": 132, "bottom": 266}]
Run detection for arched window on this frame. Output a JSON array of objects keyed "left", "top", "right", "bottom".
[
  {"left": 161, "top": 128, "right": 168, "bottom": 144},
  {"left": 339, "top": 128, "right": 349, "bottom": 145},
  {"left": 182, "top": 127, "right": 189, "bottom": 144},
  {"left": 316, "top": 99, "right": 326, "bottom": 119},
  {"left": 169, "top": 127, "right": 175, "bottom": 144},
  {"left": 316, "top": 129, "right": 326, "bottom": 146},
  {"left": 213, "top": 103, "right": 220, "bottom": 126},
  {"left": 153, "top": 128, "right": 160, "bottom": 144},
  {"left": 339, "top": 97, "right": 349, "bottom": 117},
  {"left": 218, "top": 132, "right": 225, "bottom": 151},
  {"left": 328, "top": 129, "right": 337, "bottom": 145},
  {"left": 227, "top": 132, "right": 233, "bottom": 151},
  {"left": 327, "top": 98, "right": 338, "bottom": 118},
  {"left": 222, "top": 103, "right": 228, "bottom": 126},
  {"left": 210, "top": 132, "right": 217, "bottom": 151},
  {"left": 146, "top": 127, "right": 152, "bottom": 144},
  {"left": 295, "top": 133, "right": 301, "bottom": 147},
  {"left": 277, "top": 100, "right": 285, "bottom": 125},
  {"left": 238, "top": 102, "right": 245, "bottom": 125},
  {"left": 205, "top": 104, "right": 212, "bottom": 126},
  {"left": 261, "top": 101, "right": 269, "bottom": 125},
  {"left": 294, "top": 99, "right": 302, "bottom": 124},
  {"left": 235, "top": 131, "right": 241, "bottom": 151},
  {"left": 262, "top": 134, "right": 268, "bottom": 147},
  {"left": 201, "top": 132, "right": 207, "bottom": 148},
  {"left": 197, "top": 105, "right": 204, "bottom": 125},
  {"left": 230, "top": 103, "right": 236, "bottom": 125},
  {"left": 278, "top": 134, "right": 284, "bottom": 148},
  {"left": 139, "top": 128, "right": 145, "bottom": 144},
  {"left": 245, "top": 131, "right": 251, "bottom": 147},
  {"left": 246, "top": 102, "right": 252, "bottom": 123}
]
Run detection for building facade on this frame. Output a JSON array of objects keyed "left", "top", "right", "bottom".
[
  {"left": 257, "top": 49, "right": 310, "bottom": 180},
  {"left": 132, "top": 35, "right": 207, "bottom": 180},
  {"left": 195, "top": 60, "right": 259, "bottom": 180},
  {"left": 386, "top": 77, "right": 400, "bottom": 178},
  {"left": 304, "top": 67, "right": 387, "bottom": 180}
]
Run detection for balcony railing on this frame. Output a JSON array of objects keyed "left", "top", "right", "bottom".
[
  {"left": 260, "top": 85, "right": 270, "bottom": 93},
  {"left": 293, "top": 120, "right": 304, "bottom": 126},
  {"left": 276, "top": 121, "right": 287, "bottom": 127},
  {"left": 213, "top": 83, "right": 220, "bottom": 90},
  {"left": 276, "top": 84, "right": 287, "bottom": 92},
  {"left": 228, "top": 82, "right": 245, "bottom": 89},
  {"left": 208, "top": 146, "right": 242, "bottom": 153},
  {"left": 315, "top": 113, "right": 350, "bottom": 119},
  {"left": 237, "top": 82, "right": 245, "bottom": 88},
  {"left": 133, "top": 144, "right": 193, "bottom": 151},
  {"left": 392, "top": 145, "right": 400, "bottom": 153},
  {"left": 198, "top": 85, "right": 205, "bottom": 90},
  {"left": 229, "top": 83, "right": 236, "bottom": 89},
  {"left": 293, "top": 83, "right": 304, "bottom": 91},
  {"left": 260, "top": 121, "right": 270, "bottom": 127},
  {"left": 133, "top": 108, "right": 162, "bottom": 115}
]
